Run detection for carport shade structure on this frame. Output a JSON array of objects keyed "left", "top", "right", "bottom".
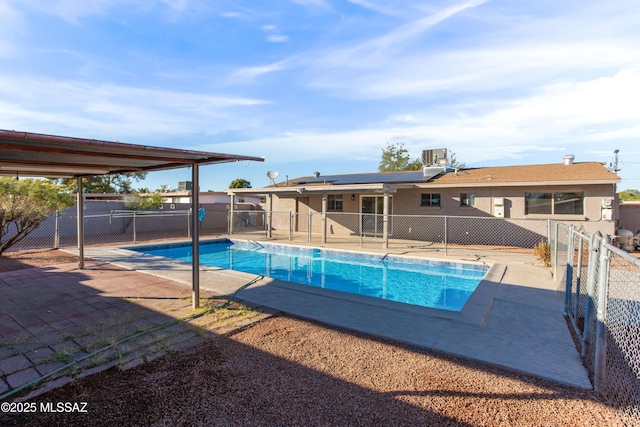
[{"left": 0, "top": 129, "right": 264, "bottom": 308}]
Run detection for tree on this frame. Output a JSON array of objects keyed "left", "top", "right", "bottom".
[
  {"left": 0, "top": 178, "right": 75, "bottom": 255},
  {"left": 52, "top": 172, "right": 148, "bottom": 194},
  {"left": 378, "top": 142, "right": 422, "bottom": 172},
  {"left": 124, "top": 192, "right": 164, "bottom": 210},
  {"left": 449, "top": 152, "right": 466, "bottom": 169},
  {"left": 619, "top": 189, "right": 640, "bottom": 201},
  {"left": 229, "top": 178, "right": 252, "bottom": 189}
]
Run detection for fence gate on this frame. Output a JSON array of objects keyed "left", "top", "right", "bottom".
[{"left": 564, "top": 229, "right": 600, "bottom": 357}]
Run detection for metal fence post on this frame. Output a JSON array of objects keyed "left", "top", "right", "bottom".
[
  {"left": 553, "top": 221, "right": 559, "bottom": 280},
  {"left": 594, "top": 235, "right": 611, "bottom": 395},
  {"left": 573, "top": 234, "right": 584, "bottom": 317},
  {"left": 54, "top": 211, "right": 60, "bottom": 249},
  {"left": 187, "top": 208, "right": 191, "bottom": 239},
  {"left": 581, "top": 232, "right": 601, "bottom": 357},
  {"left": 289, "top": 211, "right": 293, "bottom": 241},
  {"left": 133, "top": 211, "right": 137, "bottom": 243},
  {"left": 444, "top": 216, "right": 448, "bottom": 256},
  {"left": 564, "top": 226, "right": 575, "bottom": 315},
  {"left": 359, "top": 212, "right": 363, "bottom": 248}
]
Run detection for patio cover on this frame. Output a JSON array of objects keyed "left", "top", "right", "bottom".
[{"left": 0, "top": 129, "right": 264, "bottom": 308}]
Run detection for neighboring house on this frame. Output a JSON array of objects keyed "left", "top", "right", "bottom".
[
  {"left": 619, "top": 201, "right": 640, "bottom": 234},
  {"left": 227, "top": 155, "right": 620, "bottom": 245},
  {"left": 159, "top": 191, "right": 262, "bottom": 205},
  {"left": 81, "top": 191, "right": 262, "bottom": 207}
]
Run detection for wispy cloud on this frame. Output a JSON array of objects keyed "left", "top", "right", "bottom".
[
  {"left": 233, "top": 59, "right": 293, "bottom": 80},
  {"left": 261, "top": 24, "right": 290, "bottom": 43},
  {"left": 0, "top": 0, "right": 25, "bottom": 55},
  {"left": 290, "top": 0, "right": 331, "bottom": 11},
  {"left": 17, "top": 0, "right": 195, "bottom": 22},
  {"left": 209, "top": 66, "right": 640, "bottom": 166},
  {"left": 266, "top": 34, "right": 290, "bottom": 43},
  {"left": 346, "top": 0, "right": 416, "bottom": 19},
  {"left": 230, "top": 0, "right": 488, "bottom": 86},
  {"left": 302, "top": 0, "right": 487, "bottom": 70},
  {"left": 0, "top": 75, "right": 269, "bottom": 137}
]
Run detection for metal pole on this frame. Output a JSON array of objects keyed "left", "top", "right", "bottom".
[
  {"left": 573, "top": 235, "right": 584, "bottom": 318},
  {"left": 582, "top": 232, "right": 601, "bottom": 357},
  {"left": 594, "top": 235, "right": 611, "bottom": 395},
  {"left": 382, "top": 190, "right": 389, "bottom": 249},
  {"left": 322, "top": 193, "right": 327, "bottom": 244},
  {"left": 444, "top": 216, "right": 448, "bottom": 256},
  {"left": 553, "top": 221, "right": 559, "bottom": 280},
  {"left": 564, "top": 226, "right": 575, "bottom": 315},
  {"left": 191, "top": 164, "right": 200, "bottom": 310},
  {"left": 133, "top": 211, "right": 137, "bottom": 243},
  {"left": 289, "top": 212, "right": 293, "bottom": 241},
  {"left": 76, "top": 177, "right": 85, "bottom": 270},
  {"left": 359, "top": 211, "right": 363, "bottom": 248},
  {"left": 229, "top": 193, "right": 235, "bottom": 236},
  {"left": 54, "top": 211, "right": 60, "bottom": 249},
  {"left": 267, "top": 194, "right": 273, "bottom": 239}
]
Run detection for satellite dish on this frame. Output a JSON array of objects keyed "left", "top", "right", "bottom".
[
  {"left": 313, "top": 171, "right": 320, "bottom": 178},
  {"left": 267, "top": 170, "right": 280, "bottom": 186}
]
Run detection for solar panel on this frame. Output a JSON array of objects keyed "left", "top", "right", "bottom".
[{"left": 297, "top": 170, "right": 444, "bottom": 185}]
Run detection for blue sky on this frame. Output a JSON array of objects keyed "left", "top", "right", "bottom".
[{"left": 1, "top": 0, "right": 639, "bottom": 191}]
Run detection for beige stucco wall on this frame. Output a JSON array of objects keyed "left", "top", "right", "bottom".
[{"left": 262, "top": 183, "right": 617, "bottom": 241}]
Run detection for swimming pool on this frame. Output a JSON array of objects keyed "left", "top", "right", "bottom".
[{"left": 128, "top": 240, "right": 487, "bottom": 311}]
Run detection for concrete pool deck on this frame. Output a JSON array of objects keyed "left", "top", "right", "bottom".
[{"left": 69, "top": 238, "right": 591, "bottom": 389}]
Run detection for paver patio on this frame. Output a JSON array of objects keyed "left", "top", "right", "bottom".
[{"left": 0, "top": 261, "right": 271, "bottom": 401}]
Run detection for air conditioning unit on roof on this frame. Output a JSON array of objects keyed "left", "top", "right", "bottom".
[{"left": 422, "top": 148, "right": 448, "bottom": 166}]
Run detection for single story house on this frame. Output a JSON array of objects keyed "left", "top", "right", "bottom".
[{"left": 226, "top": 154, "right": 620, "bottom": 247}]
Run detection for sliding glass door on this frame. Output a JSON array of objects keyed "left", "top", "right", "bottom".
[{"left": 361, "top": 195, "right": 392, "bottom": 236}]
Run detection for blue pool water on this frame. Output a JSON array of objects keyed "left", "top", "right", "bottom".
[{"left": 129, "top": 240, "right": 487, "bottom": 311}]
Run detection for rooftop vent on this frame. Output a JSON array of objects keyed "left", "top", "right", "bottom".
[{"left": 563, "top": 155, "right": 575, "bottom": 165}]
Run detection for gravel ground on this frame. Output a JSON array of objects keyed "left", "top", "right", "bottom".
[
  {"left": 0, "top": 250, "right": 625, "bottom": 426},
  {"left": 2, "top": 316, "right": 623, "bottom": 427}
]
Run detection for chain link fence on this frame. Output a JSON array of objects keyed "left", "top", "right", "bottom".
[
  {"left": 602, "top": 247, "right": 640, "bottom": 425},
  {"left": 3, "top": 203, "right": 230, "bottom": 252},
  {"left": 558, "top": 222, "right": 640, "bottom": 425},
  {"left": 230, "top": 211, "right": 549, "bottom": 252}
]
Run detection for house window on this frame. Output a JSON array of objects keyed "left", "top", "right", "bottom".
[
  {"left": 327, "top": 194, "right": 343, "bottom": 211},
  {"left": 460, "top": 193, "right": 475, "bottom": 207},
  {"left": 525, "top": 192, "right": 583, "bottom": 215},
  {"left": 421, "top": 193, "right": 441, "bottom": 207},
  {"left": 553, "top": 192, "right": 584, "bottom": 215},
  {"left": 525, "top": 193, "right": 552, "bottom": 214}
]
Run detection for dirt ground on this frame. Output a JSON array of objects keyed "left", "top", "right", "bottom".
[
  {"left": 0, "top": 249, "right": 78, "bottom": 272},
  {"left": 0, "top": 250, "right": 626, "bottom": 426}
]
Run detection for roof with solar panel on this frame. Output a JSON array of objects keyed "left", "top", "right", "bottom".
[{"left": 295, "top": 169, "right": 443, "bottom": 185}]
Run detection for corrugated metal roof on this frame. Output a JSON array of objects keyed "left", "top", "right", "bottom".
[{"left": 0, "top": 129, "right": 264, "bottom": 178}]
